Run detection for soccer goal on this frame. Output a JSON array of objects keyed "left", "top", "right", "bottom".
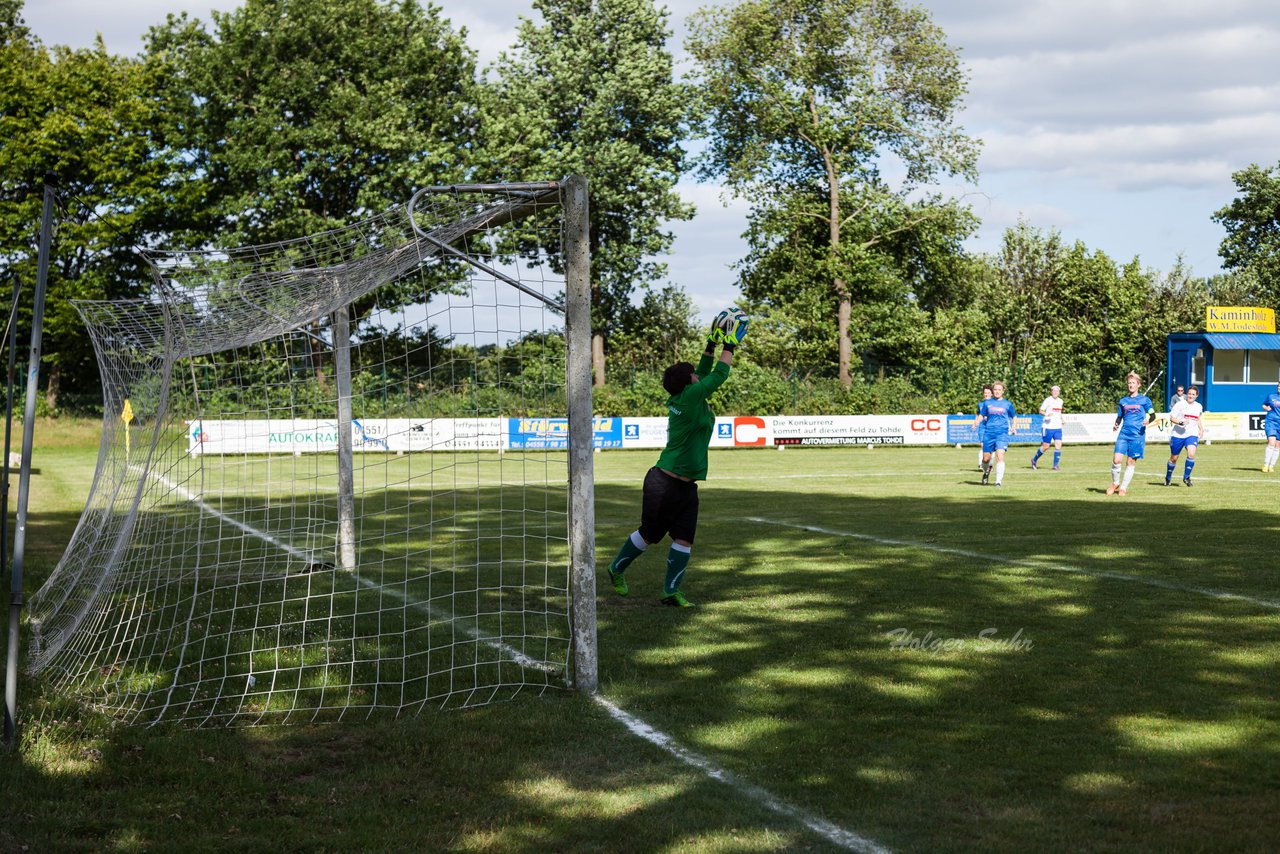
[{"left": 23, "top": 178, "right": 597, "bottom": 727}]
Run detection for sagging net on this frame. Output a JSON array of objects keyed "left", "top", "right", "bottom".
[{"left": 26, "top": 183, "right": 579, "bottom": 726}]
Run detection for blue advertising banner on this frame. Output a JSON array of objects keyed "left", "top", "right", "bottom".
[
  {"left": 507, "top": 417, "right": 624, "bottom": 450},
  {"left": 946, "top": 414, "right": 1043, "bottom": 444}
]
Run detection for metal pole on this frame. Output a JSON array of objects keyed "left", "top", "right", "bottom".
[
  {"left": 5, "top": 175, "right": 55, "bottom": 748},
  {"left": 1, "top": 274, "right": 20, "bottom": 747},
  {"left": 563, "top": 175, "right": 597, "bottom": 694},
  {"left": 333, "top": 306, "right": 356, "bottom": 571}
]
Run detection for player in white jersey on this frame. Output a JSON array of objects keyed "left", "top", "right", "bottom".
[
  {"left": 1165, "top": 385, "right": 1204, "bottom": 486},
  {"left": 1030, "top": 385, "right": 1064, "bottom": 470}
]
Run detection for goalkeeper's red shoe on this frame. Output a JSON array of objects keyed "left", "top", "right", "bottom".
[
  {"left": 1105, "top": 483, "right": 1117, "bottom": 495},
  {"left": 660, "top": 590, "right": 695, "bottom": 608}
]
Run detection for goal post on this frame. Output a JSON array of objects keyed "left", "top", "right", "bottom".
[
  {"left": 563, "top": 175, "right": 597, "bottom": 695},
  {"left": 22, "top": 178, "right": 598, "bottom": 730}
]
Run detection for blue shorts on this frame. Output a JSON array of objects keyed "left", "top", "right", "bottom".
[
  {"left": 1114, "top": 431, "right": 1146, "bottom": 460},
  {"left": 1170, "top": 435, "right": 1199, "bottom": 456},
  {"left": 1267, "top": 422, "right": 1280, "bottom": 440},
  {"left": 1041, "top": 428, "right": 1062, "bottom": 444},
  {"left": 982, "top": 433, "right": 1010, "bottom": 453}
]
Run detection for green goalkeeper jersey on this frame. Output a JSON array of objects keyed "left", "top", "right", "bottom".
[{"left": 655, "top": 353, "right": 731, "bottom": 481}]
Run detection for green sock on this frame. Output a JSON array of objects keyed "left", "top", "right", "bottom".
[
  {"left": 663, "top": 545, "right": 691, "bottom": 595},
  {"left": 610, "top": 532, "right": 646, "bottom": 574}
]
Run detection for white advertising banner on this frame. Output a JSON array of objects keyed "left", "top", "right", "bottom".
[
  {"left": 772, "top": 415, "right": 946, "bottom": 446},
  {"left": 188, "top": 413, "right": 1266, "bottom": 454},
  {"left": 1062, "top": 414, "right": 1124, "bottom": 444},
  {"left": 620, "top": 417, "right": 669, "bottom": 449},
  {"left": 188, "top": 418, "right": 507, "bottom": 455}
]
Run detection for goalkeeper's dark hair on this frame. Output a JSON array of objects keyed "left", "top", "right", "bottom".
[{"left": 663, "top": 361, "right": 696, "bottom": 396}]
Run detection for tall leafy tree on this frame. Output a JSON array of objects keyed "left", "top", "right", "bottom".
[
  {"left": 0, "top": 1, "right": 185, "bottom": 407},
  {"left": 482, "top": 0, "right": 694, "bottom": 385},
  {"left": 736, "top": 184, "right": 975, "bottom": 376},
  {"left": 145, "top": 0, "right": 478, "bottom": 245},
  {"left": 145, "top": 0, "right": 479, "bottom": 384},
  {"left": 687, "top": 0, "right": 979, "bottom": 385},
  {"left": 1213, "top": 162, "right": 1280, "bottom": 305}
]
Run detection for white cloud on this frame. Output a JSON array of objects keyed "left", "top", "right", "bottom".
[{"left": 980, "top": 111, "right": 1280, "bottom": 189}]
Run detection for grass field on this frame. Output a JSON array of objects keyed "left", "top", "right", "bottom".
[{"left": 2, "top": 428, "right": 1279, "bottom": 852}]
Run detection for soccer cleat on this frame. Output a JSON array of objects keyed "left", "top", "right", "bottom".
[
  {"left": 1030, "top": 458, "right": 1038, "bottom": 470},
  {"left": 994, "top": 482, "right": 1003, "bottom": 488},
  {"left": 1183, "top": 477, "right": 1193, "bottom": 487},
  {"left": 1165, "top": 476, "right": 1172, "bottom": 486},
  {"left": 1105, "top": 483, "right": 1117, "bottom": 495},
  {"left": 1052, "top": 465, "right": 1060, "bottom": 471},
  {"left": 1117, "top": 489, "right": 1127, "bottom": 496},
  {"left": 660, "top": 590, "right": 694, "bottom": 608},
  {"left": 981, "top": 469, "right": 990, "bottom": 485},
  {"left": 607, "top": 568, "right": 629, "bottom": 597}
]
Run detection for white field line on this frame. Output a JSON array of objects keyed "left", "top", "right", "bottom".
[
  {"left": 593, "top": 696, "right": 890, "bottom": 854},
  {"left": 749, "top": 517, "right": 1280, "bottom": 613},
  {"left": 148, "top": 467, "right": 884, "bottom": 851},
  {"left": 617, "top": 467, "right": 1280, "bottom": 485}
]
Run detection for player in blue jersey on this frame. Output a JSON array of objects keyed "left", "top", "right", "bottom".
[
  {"left": 1261, "top": 381, "right": 1280, "bottom": 472},
  {"left": 972, "top": 384, "right": 993, "bottom": 469},
  {"left": 1106, "top": 372, "right": 1156, "bottom": 495},
  {"left": 1166, "top": 384, "right": 1203, "bottom": 486},
  {"left": 978, "top": 381, "right": 1016, "bottom": 487}
]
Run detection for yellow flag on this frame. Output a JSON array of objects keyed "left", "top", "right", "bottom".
[{"left": 121, "top": 398, "right": 134, "bottom": 424}]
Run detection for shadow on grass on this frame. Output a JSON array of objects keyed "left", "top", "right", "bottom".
[
  {"left": 3, "top": 469, "right": 1278, "bottom": 852},
  {"left": 593, "top": 478, "right": 1280, "bottom": 852}
]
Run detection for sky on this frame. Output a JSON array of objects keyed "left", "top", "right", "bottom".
[{"left": 22, "top": 0, "right": 1280, "bottom": 321}]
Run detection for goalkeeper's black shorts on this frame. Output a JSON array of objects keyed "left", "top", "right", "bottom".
[{"left": 639, "top": 466, "right": 699, "bottom": 544}]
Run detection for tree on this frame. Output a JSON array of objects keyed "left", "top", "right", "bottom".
[
  {"left": 482, "top": 0, "right": 694, "bottom": 386},
  {"left": 0, "top": 2, "right": 184, "bottom": 408},
  {"left": 144, "top": 0, "right": 480, "bottom": 385},
  {"left": 687, "top": 0, "right": 979, "bottom": 385},
  {"left": 146, "top": 0, "right": 477, "bottom": 245},
  {"left": 735, "top": 184, "right": 976, "bottom": 377},
  {"left": 609, "top": 285, "right": 699, "bottom": 370},
  {"left": 1213, "top": 162, "right": 1280, "bottom": 305}
]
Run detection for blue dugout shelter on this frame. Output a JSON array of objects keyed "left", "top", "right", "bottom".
[{"left": 1166, "top": 332, "right": 1280, "bottom": 411}]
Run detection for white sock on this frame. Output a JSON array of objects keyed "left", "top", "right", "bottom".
[
  {"left": 1268, "top": 447, "right": 1279, "bottom": 467},
  {"left": 995, "top": 461, "right": 1005, "bottom": 484},
  {"left": 1111, "top": 462, "right": 1122, "bottom": 484},
  {"left": 978, "top": 450, "right": 985, "bottom": 466},
  {"left": 629, "top": 530, "right": 648, "bottom": 551},
  {"left": 1121, "top": 465, "right": 1136, "bottom": 489}
]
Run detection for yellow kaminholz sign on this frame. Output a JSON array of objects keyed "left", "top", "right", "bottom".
[{"left": 1206, "top": 306, "right": 1276, "bottom": 333}]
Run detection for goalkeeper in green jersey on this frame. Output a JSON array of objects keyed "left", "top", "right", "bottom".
[{"left": 604, "top": 308, "right": 748, "bottom": 607}]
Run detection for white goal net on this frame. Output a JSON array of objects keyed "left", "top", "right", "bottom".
[{"left": 25, "top": 180, "right": 596, "bottom": 726}]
